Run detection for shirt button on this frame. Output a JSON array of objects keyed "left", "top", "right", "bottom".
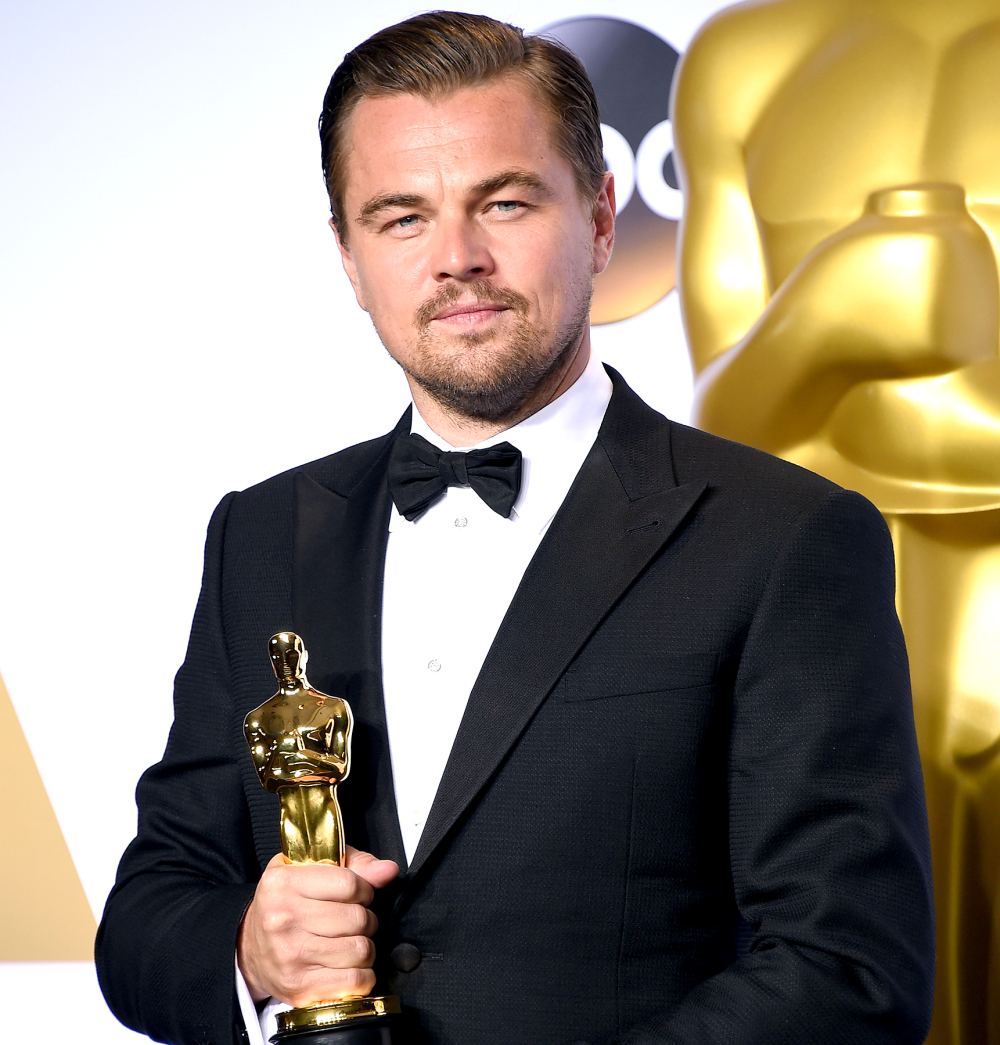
[
  {"left": 454, "top": 516, "right": 468, "bottom": 528},
  {"left": 390, "top": 942, "right": 422, "bottom": 972},
  {"left": 427, "top": 659, "right": 441, "bottom": 672}
]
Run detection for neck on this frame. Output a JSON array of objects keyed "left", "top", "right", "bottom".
[{"left": 412, "top": 337, "right": 592, "bottom": 448}]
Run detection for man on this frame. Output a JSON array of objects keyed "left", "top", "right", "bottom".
[{"left": 96, "top": 11, "right": 934, "bottom": 1045}]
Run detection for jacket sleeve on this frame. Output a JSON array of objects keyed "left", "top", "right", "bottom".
[
  {"left": 621, "top": 489, "right": 934, "bottom": 1044},
  {"left": 96, "top": 492, "right": 257, "bottom": 1045}
]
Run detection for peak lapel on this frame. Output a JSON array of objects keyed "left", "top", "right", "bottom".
[
  {"left": 407, "top": 376, "right": 707, "bottom": 877},
  {"left": 293, "top": 433, "right": 407, "bottom": 868}
]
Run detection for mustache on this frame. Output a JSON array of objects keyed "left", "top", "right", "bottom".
[{"left": 415, "top": 280, "right": 529, "bottom": 328}]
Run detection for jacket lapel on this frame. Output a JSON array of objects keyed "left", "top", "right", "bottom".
[
  {"left": 407, "top": 372, "right": 707, "bottom": 877},
  {"left": 293, "top": 424, "right": 408, "bottom": 868}
]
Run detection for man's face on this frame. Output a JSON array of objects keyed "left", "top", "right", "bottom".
[{"left": 334, "top": 75, "right": 614, "bottom": 428}]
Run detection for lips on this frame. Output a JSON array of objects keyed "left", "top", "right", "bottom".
[
  {"left": 415, "top": 281, "right": 529, "bottom": 328},
  {"left": 432, "top": 302, "right": 509, "bottom": 321}
]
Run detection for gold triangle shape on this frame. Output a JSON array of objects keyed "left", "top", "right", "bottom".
[{"left": 0, "top": 673, "right": 96, "bottom": 959}]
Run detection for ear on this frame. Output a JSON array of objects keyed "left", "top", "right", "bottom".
[
  {"left": 330, "top": 218, "right": 368, "bottom": 312},
  {"left": 591, "top": 172, "right": 616, "bottom": 276}
]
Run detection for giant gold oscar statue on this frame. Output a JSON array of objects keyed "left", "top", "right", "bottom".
[
  {"left": 245, "top": 633, "right": 399, "bottom": 1044},
  {"left": 673, "top": 2, "right": 1000, "bottom": 1042}
]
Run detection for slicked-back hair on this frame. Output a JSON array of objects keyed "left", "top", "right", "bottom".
[{"left": 319, "top": 10, "right": 605, "bottom": 236}]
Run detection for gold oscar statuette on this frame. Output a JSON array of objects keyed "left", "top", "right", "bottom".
[
  {"left": 674, "top": 3, "right": 1000, "bottom": 1039},
  {"left": 244, "top": 632, "right": 400, "bottom": 1044}
]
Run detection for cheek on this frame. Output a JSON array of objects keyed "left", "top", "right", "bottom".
[
  {"left": 536, "top": 241, "right": 591, "bottom": 306},
  {"left": 356, "top": 264, "right": 401, "bottom": 312},
  {"left": 361, "top": 250, "right": 429, "bottom": 312},
  {"left": 358, "top": 277, "right": 426, "bottom": 346},
  {"left": 530, "top": 223, "right": 590, "bottom": 283}
]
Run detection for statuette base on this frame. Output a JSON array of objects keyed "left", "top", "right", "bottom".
[{"left": 272, "top": 996, "right": 400, "bottom": 1043}]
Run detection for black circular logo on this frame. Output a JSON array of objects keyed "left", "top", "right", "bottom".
[{"left": 543, "top": 17, "right": 681, "bottom": 324}]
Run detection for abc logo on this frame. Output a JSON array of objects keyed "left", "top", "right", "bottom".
[{"left": 543, "top": 17, "right": 681, "bottom": 324}]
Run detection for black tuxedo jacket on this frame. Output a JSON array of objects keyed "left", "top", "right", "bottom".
[{"left": 96, "top": 370, "right": 933, "bottom": 1044}]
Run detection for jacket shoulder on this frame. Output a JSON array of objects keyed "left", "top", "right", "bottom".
[
  {"left": 671, "top": 418, "right": 837, "bottom": 496},
  {"left": 193, "top": 428, "right": 399, "bottom": 572},
  {"left": 604, "top": 366, "right": 841, "bottom": 511},
  {"left": 242, "top": 429, "right": 399, "bottom": 500}
]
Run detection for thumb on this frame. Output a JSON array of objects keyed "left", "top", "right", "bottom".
[{"left": 345, "top": 845, "right": 400, "bottom": 888}]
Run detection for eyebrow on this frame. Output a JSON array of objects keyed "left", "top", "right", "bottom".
[
  {"left": 356, "top": 193, "right": 427, "bottom": 227},
  {"left": 354, "top": 168, "right": 553, "bottom": 227},
  {"left": 473, "top": 168, "right": 551, "bottom": 198}
]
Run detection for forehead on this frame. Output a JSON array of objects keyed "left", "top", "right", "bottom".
[{"left": 340, "top": 76, "right": 567, "bottom": 204}]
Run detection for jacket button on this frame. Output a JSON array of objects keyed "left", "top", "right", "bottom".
[{"left": 390, "top": 941, "right": 422, "bottom": 972}]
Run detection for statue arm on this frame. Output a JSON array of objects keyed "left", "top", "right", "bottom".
[
  {"left": 674, "top": 7, "right": 1000, "bottom": 477},
  {"left": 688, "top": 202, "right": 1000, "bottom": 462},
  {"left": 290, "top": 741, "right": 349, "bottom": 779},
  {"left": 674, "top": 6, "right": 858, "bottom": 450},
  {"left": 672, "top": 9, "right": 774, "bottom": 374},
  {"left": 828, "top": 359, "right": 1000, "bottom": 494},
  {"left": 293, "top": 709, "right": 350, "bottom": 778}
]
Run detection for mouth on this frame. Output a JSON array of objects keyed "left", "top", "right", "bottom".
[{"left": 431, "top": 302, "right": 510, "bottom": 326}]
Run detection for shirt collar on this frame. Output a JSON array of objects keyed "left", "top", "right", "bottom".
[{"left": 391, "top": 353, "right": 613, "bottom": 533}]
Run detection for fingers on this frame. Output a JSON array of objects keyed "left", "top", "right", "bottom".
[
  {"left": 294, "top": 923, "right": 376, "bottom": 967},
  {"left": 284, "top": 894, "right": 377, "bottom": 940},
  {"left": 264, "top": 854, "right": 379, "bottom": 905},
  {"left": 280, "top": 965, "right": 378, "bottom": 1008},
  {"left": 345, "top": 846, "right": 400, "bottom": 889},
  {"left": 237, "top": 850, "right": 396, "bottom": 1007}
]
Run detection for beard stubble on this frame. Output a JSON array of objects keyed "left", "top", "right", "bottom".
[{"left": 394, "top": 278, "right": 592, "bottom": 425}]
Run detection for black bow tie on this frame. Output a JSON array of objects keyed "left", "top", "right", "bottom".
[{"left": 388, "top": 432, "right": 523, "bottom": 521}]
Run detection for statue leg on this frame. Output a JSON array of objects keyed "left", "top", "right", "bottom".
[
  {"left": 889, "top": 513, "right": 1000, "bottom": 1045},
  {"left": 278, "top": 784, "right": 345, "bottom": 865}
]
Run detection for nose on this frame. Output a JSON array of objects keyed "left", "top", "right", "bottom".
[{"left": 429, "top": 214, "right": 495, "bottom": 282}]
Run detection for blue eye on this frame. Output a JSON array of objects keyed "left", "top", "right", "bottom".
[
  {"left": 396, "top": 215, "right": 419, "bottom": 227},
  {"left": 494, "top": 201, "right": 520, "bottom": 213}
]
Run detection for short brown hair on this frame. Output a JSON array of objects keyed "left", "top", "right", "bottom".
[{"left": 319, "top": 10, "right": 605, "bottom": 232}]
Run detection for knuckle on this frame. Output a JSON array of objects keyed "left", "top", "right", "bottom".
[
  {"left": 336, "top": 868, "right": 373, "bottom": 904},
  {"left": 342, "top": 966, "right": 375, "bottom": 995},
  {"left": 262, "top": 909, "right": 292, "bottom": 935},
  {"left": 345, "top": 903, "right": 369, "bottom": 935},
  {"left": 324, "top": 867, "right": 354, "bottom": 900},
  {"left": 264, "top": 862, "right": 292, "bottom": 888},
  {"left": 258, "top": 870, "right": 294, "bottom": 908},
  {"left": 351, "top": 935, "right": 376, "bottom": 966}
]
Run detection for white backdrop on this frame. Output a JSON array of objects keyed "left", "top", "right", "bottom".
[{"left": 0, "top": 2, "right": 732, "bottom": 1039}]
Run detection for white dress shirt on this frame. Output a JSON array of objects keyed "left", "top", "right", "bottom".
[{"left": 239, "top": 354, "right": 612, "bottom": 1044}]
